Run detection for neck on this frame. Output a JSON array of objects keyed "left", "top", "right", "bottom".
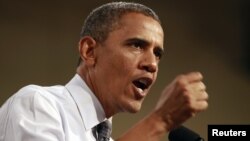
[{"left": 76, "top": 65, "right": 116, "bottom": 118}]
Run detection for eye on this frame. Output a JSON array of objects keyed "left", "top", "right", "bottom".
[
  {"left": 125, "top": 39, "right": 148, "bottom": 50},
  {"left": 154, "top": 47, "right": 164, "bottom": 59},
  {"left": 131, "top": 42, "right": 144, "bottom": 49}
]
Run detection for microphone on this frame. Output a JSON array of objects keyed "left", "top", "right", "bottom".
[{"left": 168, "top": 126, "right": 205, "bottom": 141}]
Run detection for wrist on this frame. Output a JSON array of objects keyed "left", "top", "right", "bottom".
[
  {"left": 152, "top": 108, "right": 180, "bottom": 132},
  {"left": 147, "top": 111, "right": 172, "bottom": 135}
]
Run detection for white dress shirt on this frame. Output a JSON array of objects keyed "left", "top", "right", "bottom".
[{"left": 0, "top": 74, "right": 113, "bottom": 141}]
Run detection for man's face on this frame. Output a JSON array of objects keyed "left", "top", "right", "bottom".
[{"left": 93, "top": 12, "right": 164, "bottom": 115}]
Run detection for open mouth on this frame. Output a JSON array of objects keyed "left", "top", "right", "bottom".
[{"left": 132, "top": 77, "right": 153, "bottom": 92}]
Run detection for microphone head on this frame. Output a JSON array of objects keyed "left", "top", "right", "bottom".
[{"left": 168, "top": 126, "right": 204, "bottom": 141}]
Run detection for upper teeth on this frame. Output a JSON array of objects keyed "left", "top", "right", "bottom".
[{"left": 138, "top": 79, "right": 147, "bottom": 85}]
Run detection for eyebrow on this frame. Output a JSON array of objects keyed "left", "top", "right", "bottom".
[{"left": 124, "top": 38, "right": 148, "bottom": 46}]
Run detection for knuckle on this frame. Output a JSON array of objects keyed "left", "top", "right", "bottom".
[
  {"left": 196, "top": 72, "right": 203, "bottom": 78},
  {"left": 203, "top": 101, "right": 209, "bottom": 109},
  {"left": 176, "top": 74, "right": 185, "bottom": 82},
  {"left": 201, "top": 82, "right": 206, "bottom": 90},
  {"left": 200, "top": 91, "right": 209, "bottom": 100},
  {"left": 204, "top": 92, "right": 209, "bottom": 100},
  {"left": 198, "top": 101, "right": 209, "bottom": 112},
  {"left": 175, "top": 75, "right": 188, "bottom": 88}
]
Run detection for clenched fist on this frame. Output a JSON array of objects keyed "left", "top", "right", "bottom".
[{"left": 154, "top": 72, "right": 209, "bottom": 131}]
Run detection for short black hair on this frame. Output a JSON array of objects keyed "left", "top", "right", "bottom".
[{"left": 78, "top": 2, "right": 161, "bottom": 65}]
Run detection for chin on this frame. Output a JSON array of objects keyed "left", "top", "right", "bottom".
[
  {"left": 128, "top": 109, "right": 141, "bottom": 113},
  {"left": 124, "top": 102, "right": 142, "bottom": 113}
]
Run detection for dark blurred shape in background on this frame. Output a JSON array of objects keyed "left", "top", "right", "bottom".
[{"left": 240, "top": 0, "right": 250, "bottom": 75}]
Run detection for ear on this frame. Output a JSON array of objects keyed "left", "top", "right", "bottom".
[{"left": 78, "top": 36, "right": 97, "bottom": 66}]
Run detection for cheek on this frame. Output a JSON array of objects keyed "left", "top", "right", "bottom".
[
  {"left": 107, "top": 53, "right": 137, "bottom": 77},
  {"left": 95, "top": 57, "right": 127, "bottom": 88},
  {"left": 96, "top": 47, "right": 140, "bottom": 89}
]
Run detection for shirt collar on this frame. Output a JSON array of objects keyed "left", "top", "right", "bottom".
[{"left": 65, "top": 74, "right": 108, "bottom": 130}]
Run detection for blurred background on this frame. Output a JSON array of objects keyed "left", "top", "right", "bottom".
[{"left": 0, "top": 0, "right": 249, "bottom": 140}]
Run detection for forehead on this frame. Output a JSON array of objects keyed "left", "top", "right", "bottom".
[{"left": 111, "top": 12, "right": 164, "bottom": 48}]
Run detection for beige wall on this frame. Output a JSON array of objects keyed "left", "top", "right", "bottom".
[{"left": 0, "top": 0, "right": 249, "bottom": 140}]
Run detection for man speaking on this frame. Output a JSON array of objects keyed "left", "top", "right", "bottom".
[{"left": 0, "top": 2, "right": 208, "bottom": 141}]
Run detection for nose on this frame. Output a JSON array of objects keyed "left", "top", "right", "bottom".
[{"left": 139, "top": 51, "right": 158, "bottom": 73}]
